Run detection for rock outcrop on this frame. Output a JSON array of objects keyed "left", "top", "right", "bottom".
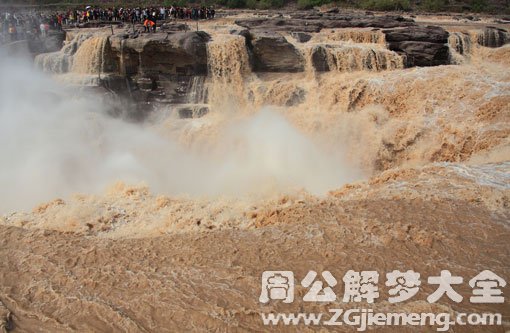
[
  {"left": 383, "top": 25, "right": 449, "bottom": 44},
  {"left": 109, "top": 31, "right": 210, "bottom": 76},
  {"left": 107, "top": 31, "right": 210, "bottom": 110},
  {"left": 32, "top": 30, "right": 211, "bottom": 118},
  {"left": 248, "top": 31, "right": 304, "bottom": 72},
  {"left": 236, "top": 15, "right": 451, "bottom": 68},
  {"left": 290, "top": 32, "right": 312, "bottom": 43},
  {"left": 474, "top": 27, "right": 509, "bottom": 48},
  {"left": 311, "top": 45, "right": 330, "bottom": 72},
  {"left": 383, "top": 26, "right": 450, "bottom": 66},
  {"left": 235, "top": 14, "right": 415, "bottom": 33}
]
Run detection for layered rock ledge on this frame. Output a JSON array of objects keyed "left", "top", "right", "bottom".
[{"left": 25, "top": 12, "right": 510, "bottom": 118}]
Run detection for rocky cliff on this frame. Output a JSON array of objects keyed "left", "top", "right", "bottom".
[{"left": 30, "top": 13, "right": 509, "bottom": 118}]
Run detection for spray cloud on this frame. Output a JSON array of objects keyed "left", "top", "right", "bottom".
[{"left": 0, "top": 55, "right": 361, "bottom": 213}]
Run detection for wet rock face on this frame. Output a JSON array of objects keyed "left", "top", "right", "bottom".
[
  {"left": 88, "top": 31, "right": 211, "bottom": 117},
  {"left": 476, "top": 27, "right": 509, "bottom": 47},
  {"left": 393, "top": 41, "right": 450, "bottom": 67},
  {"left": 311, "top": 45, "right": 330, "bottom": 72},
  {"left": 178, "top": 105, "right": 209, "bottom": 118},
  {"left": 290, "top": 32, "right": 312, "bottom": 43},
  {"left": 237, "top": 16, "right": 451, "bottom": 68},
  {"left": 383, "top": 26, "right": 450, "bottom": 67},
  {"left": 383, "top": 26, "right": 449, "bottom": 44},
  {"left": 449, "top": 32, "right": 472, "bottom": 55},
  {"left": 249, "top": 31, "right": 304, "bottom": 72},
  {"left": 110, "top": 31, "right": 210, "bottom": 76}
]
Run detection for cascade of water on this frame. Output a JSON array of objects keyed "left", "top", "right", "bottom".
[
  {"left": 35, "top": 52, "right": 73, "bottom": 74},
  {"left": 71, "top": 36, "right": 109, "bottom": 75},
  {"left": 303, "top": 43, "right": 404, "bottom": 73},
  {"left": 187, "top": 76, "right": 207, "bottom": 104},
  {"left": 448, "top": 32, "right": 472, "bottom": 55},
  {"left": 325, "top": 44, "right": 404, "bottom": 72},
  {"left": 206, "top": 34, "right": 251, "bottom": 109},
  {"left": 321, "top": 28, "right": 386, "bottom": 44},
  {"left": 471, "top": 28, "right": 508, "bottom": 48},
  {"left": 34, "top": 33, "right": 92, "bottom": 74},
  {"left": 447, "top": 31, "right": 473, "bottom": 64}
]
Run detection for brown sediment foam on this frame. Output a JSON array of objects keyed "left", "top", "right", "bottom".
[
  {"left": 323, "top": 44, "right": 404, "bottom": 72},
  {"left": 475, "top": 44, "right": 510, "bottom": 67},
  {"left": 172, "top": 59, "right": 509, "bottom": 174},
  {"left": 0, "top": 195, "right": 508, "bottom": 331},
  {"left": 3, "top": 161, "right": 508, "bottom": 238},
  {"left": 314, "top": 28, "right": 387, "bottom": 45}
]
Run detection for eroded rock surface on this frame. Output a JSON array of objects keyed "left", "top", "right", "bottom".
[{"left": 249, "top": 31, "right": 304, "bottom": 72}]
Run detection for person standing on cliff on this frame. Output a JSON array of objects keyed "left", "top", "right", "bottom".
[
  {"left": 143, "top": 18, "right": 155, "bottom": 33},
  {"left": 143, "top": 18, "right": 150, "bottom": 33},
  {"left": 151, "top": 14, "right": 157, "bottom": 32},
  {"left": 8, "top": 23, "right": 16, "bottom": 42},
  {"left": 39, "top": 21, "right": 45, "bottom": 37}
]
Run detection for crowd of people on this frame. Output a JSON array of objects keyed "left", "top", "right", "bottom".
[
  {"left": 0, "top": 5, "right": 217, "bottom": 43},
  {"left": 1, "top": 11, "right": 56, "bottom": 43},
  {"left": 78, "top": 6, "right": 217, "bottom": 23}
]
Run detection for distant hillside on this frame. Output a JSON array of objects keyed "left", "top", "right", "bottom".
[{"left": 1, "top": 0, "right": 509, "bottom": 14}]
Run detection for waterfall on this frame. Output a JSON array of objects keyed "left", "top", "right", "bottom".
[
  {"left": 35, "top": 52, "right": 73, "bottom": 74},
  {"left": 206, "top": 34, "right": 251, "bottom": 109},
  {"left": 71, "top": 36, "right": 109, "bottom": 75},
  {"left": 306, "top": 44, "right": 403, "bottom": 73},
  {"left": 322, "top": 28, "right": 386, "bottom": 44},
  {"left": 207, "top": 34, "right": 250, "bottom": 84},
  {"left": 177, "top": 76, "right": 209, "bottom": 119},
  {"left": 447, "top": 27, "right": 509, "bottom": 64},
  {"left": 326, "top": 44, "right": 403, "bottom": 72},
  {"left": 187, "top": 76, "right": 207, "bottom": 104},
  {"left": 449, "top": 32, "right": 472, "bottom": 55},
  {"left": 470, "top": 28, "right": 509, "bottom": 48},
  {"left": 448, "top": 31, "right": 472, "bottom": 64},
  {"left": 34, "top": 33, "right": 111, "bottom": 76}
]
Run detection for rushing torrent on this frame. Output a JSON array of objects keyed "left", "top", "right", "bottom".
[{"left": 1, "top": 11, "right": 509, "bottom": 333}]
